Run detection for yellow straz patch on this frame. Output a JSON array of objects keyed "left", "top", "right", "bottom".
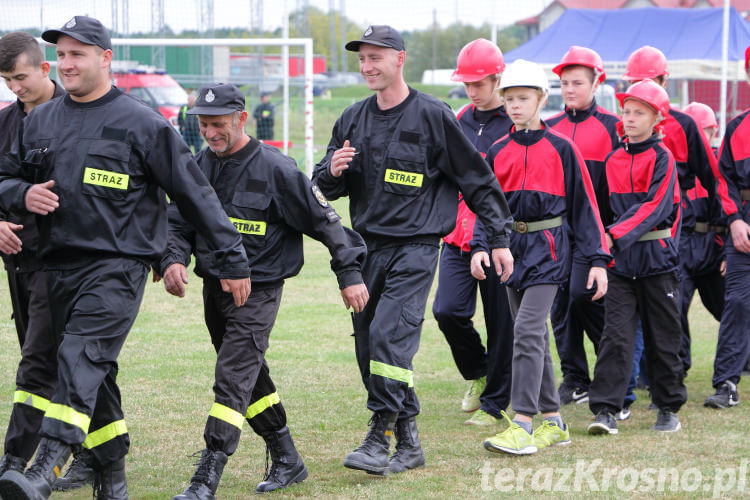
[
  {"left": 229, "top": 217, "right": 267, "bottom": 235},
  {"left": 83, "top": 167, "right": 129, "bottom": 190},
  {"left": 384, "top": 169, "right": 423, "bottom": 187}
]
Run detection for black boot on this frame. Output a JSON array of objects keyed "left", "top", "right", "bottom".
[
  {"left": 0, "top": 454, "right": 27, "bottom": 476},
  {"left": 343, "top": 412, "right": 398, "bottom": 476},
  {"left": 93, "top": 458, "right": 128, "bottom": 500},
  {"left": 256, "top": 426, "right": 308, "bottom": 493},
  {"left": 173, "top": 449, "right": 228, "bottom": 500},
  {"left": 0, "top": 437, "right": 71, "bottom": 500},
  {"left": 52, "top": 447, "right": 95, "bottom": 491},
  {"left": 389, "top": 417, "right": 425, "bottom": 473}
]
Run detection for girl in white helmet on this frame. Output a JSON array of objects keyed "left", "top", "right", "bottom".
[{"left": 471, "top": 59, "right": 610, "bottom": 455}]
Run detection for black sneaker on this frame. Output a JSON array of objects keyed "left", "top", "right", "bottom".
[
  {"left": 704, "top": 381, "right": 739, "bottom": 409},
  {"left": 587, "top": 411, "right": 618, "bottom": 435},
  {"left": 653, "top": 409, "right": 681, "bottom": 432},
  {"left": 558, "top": 381, "right": 589, "bottom": 405},
  {"left": 614, "top": 406, "right": 631, "bottom": 421}
]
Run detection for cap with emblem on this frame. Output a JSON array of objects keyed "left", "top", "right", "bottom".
[
  {"left": 188, "top": 83, "right": 246, "bottom": 116},
  {"left": 345, "top": 25, "right": 405, "bottom": 52},
  {"left": 42, "top": 15, "right": 112, "bottom": 51}
]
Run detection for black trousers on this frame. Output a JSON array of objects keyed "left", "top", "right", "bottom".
[
  {"left": 589, "top": 271, "right": 686, "bottom": 414},
  {"left": 3, "top": 269, "right": 57, "bottom": 461},
  {"left": 679, "top": 268, "right": 724, "bottom": 376},
  {"left": 712, "top": 246, "right": 750, "bottom": 387},
  {"left": 202, "top": 282, "right": 286, "bottom": 456},
  {"left": 431, "top": 243, "right": 513, "bottom": 416},
  {"left": 353, "top": 242, "right": 438, "bottom": 419},
  {"left": 42, "top": 257, "right": 148, "bottom": 467},
  {"left": 550, "top": 258, "right": 604, "bottom": 389}
]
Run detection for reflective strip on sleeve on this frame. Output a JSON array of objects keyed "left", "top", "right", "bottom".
[
  {"left": 45, "top": 403, "right": 91, "bottom": 434},
  {"left": 209, "top": 402, "right": 245, "bottom": 430},
  {"left": 245, "top": 392, "right": 281, "bottom": 420},
  {"left": 370, "top": 360, "right": 414, "bottom": 387},
  {"left": 13, "top": 390, "right": 51, "bottom": 412},
  {"left": 82, "top": 420, "right": 128, "bottom": 449}
]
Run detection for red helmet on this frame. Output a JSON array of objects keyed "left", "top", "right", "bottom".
[
  {"left": 616, "top": 80, "right": 670, "bottom": 117},
  {"left": 623, "top": 45, "right": 669, "bottom": 81},
  {"left": 683, "top": 102, "right": 718, "bottom": 130},
  {"left": 451, "top": 38, "right": 505, "bottom": 83},
  {"left": 552, "top": 46, "right": 606, "bottom": 83}
]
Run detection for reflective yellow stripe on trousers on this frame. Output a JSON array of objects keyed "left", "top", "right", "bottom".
[
  {"left": 370, "top": 360, "right": 414, "bottom": 387},
  {"left": 45, "top": 403, "right": 91, "bottom": 434},
  {"left": 209, "top": 402, "right": 245, "bottom": 430},
  {"left": 83, "top": 420, "right": 128, "bottom": 449},
  {"left": 13, "top": 390, "right": 51, "bottom": 412},
  {"left": 245, "top": 392, "right": 280, "bottom": 420}
]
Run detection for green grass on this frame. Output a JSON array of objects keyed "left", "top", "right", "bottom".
[{"left": 0, "top": 199, "right": 747, "bottom": 499}]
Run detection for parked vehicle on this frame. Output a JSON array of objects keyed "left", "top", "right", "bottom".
[{"left": 112, "top": 70, "right": 188, "bottom": 129}]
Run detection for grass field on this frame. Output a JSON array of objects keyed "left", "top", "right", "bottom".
[{"left": 0, "top": 197, "right": 747, "bottom": 499}]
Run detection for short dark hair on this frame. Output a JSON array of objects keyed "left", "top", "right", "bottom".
[
  {"left": 0, "top": 32, "right": 45, "bottom": 73},
  {"left": 560, "top": 64, "right": 596, "bottom": 84}
]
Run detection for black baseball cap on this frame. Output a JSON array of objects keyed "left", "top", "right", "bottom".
[
  {"left": 42, "top": 16, "right": 112, "bottom": 51},
  {"left": 345, "top": 25, "right": 405, "bottom": 52},
  {"left": 188, "top": 84, "right": 246, "bottom": 116}
]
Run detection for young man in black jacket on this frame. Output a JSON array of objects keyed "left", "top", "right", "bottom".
[
  {"left": 313, "top": 25, "right": 514, "bottom": 476},
  {"left": 0, "top": 16, "right": 250, "bottom": 500}
]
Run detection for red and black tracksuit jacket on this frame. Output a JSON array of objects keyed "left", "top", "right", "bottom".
[
  {"left": 716, "top": 108, "right": 750, "bottom": 225},
  {"left": 546, "top": 98, "right": 620, "bottom": 211},
  {"left": 605, "top": 134, "right": 680, "bottom": 278},
  {"left": 442, "top": 104, "right": 512, "bottom": 252},
  {"left": 474, "top": 124, "right": 611, "bottom": 290}
]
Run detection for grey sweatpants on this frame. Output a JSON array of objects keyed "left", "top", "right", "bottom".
[{"left": 507, "top": 284, "right": 561, "bottom": 417}]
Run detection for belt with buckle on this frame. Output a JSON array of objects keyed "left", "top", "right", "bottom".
[
  {"left": 512, "top": 216, "right": 563, "bottom": 234},
  {"left": 638, "top": 228, "right": 671, "bottom": 241}
]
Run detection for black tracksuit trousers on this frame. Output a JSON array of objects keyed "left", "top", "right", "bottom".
[
  {"left": 3, "top": 269, "right": 57, "bottom": 461},
  {"left": 590, "top": 271, "right": 687, "bottom": 414},
  {"left": 202, "top": 281, "right": 286, "bottom": 455}
]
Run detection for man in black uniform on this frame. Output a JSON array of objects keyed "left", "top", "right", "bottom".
[
  {"left": 252, "top": 93, "right": 274, "bottom": 141},
  {"left": 312, "top": 25, "right": 514, "bottom": 476},
  {"left": 0, "top": 31, "right": 65, "bottom": 478},
  {"left": 161, "top": 83, "right": 368, "bottom": 498},
  {"left": 0, "top": 16, "right": 251, "bottom": 500}
]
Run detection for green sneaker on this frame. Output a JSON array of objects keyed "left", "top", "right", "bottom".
[
  {"left": 461, "top": 376, "right": 486, "bottom": 412},
  {"left": 533, "top": 420, "right": 571, "bottom": 450},
  {"left": 464, "top": 409, "right": 499, "bottom": 426},
  {"left": 483, "top": 412, "right": 537, "bottom": 455}
]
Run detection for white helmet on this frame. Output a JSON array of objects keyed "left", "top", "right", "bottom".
[{"left": 499, "top": 59, "right": 550, "bottom": 95}]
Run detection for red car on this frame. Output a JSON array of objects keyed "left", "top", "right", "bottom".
[{"left": 112, "top": 70, "right": 188, "bottom": 130}]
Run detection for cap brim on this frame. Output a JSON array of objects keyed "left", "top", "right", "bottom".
[
  {"left": 41, "top": 29, "right": 98, "bottom": 47},
  {"left": 345, "top": 40, "right": 398, "bottom": 52},
  {"left": 187, "top": 106, "right": 241, "bottom": 116}
]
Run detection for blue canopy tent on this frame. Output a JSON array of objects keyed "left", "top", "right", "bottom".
[{"left": 505, "top": 7, "right": 750, "bottom": 80}]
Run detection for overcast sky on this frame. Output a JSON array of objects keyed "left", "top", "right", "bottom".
[{"left": 1, "top": 0, "right": 548, "bottom": 34}]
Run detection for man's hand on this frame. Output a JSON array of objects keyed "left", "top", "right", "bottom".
[
  {"left": 587, "top": 266, "right": 608, "bottom": 301},
  {"left": 221, "top": 277, "right": 251, "bottom": 307},
  {"left": 341, "top": 283, "right": 369, "bottom": 313},
  {"left": 471, "top": 251, "right": 489, "bottom": 280},
  {"left": 0, "top": 221, "right": 23, "bottom": 255},
  {"left": 720, "top": 259, "right": 726, "bottom": 277},
  {"left": 329, "top": 139, "right": 356, "bottom": 177},
  {"left": 491, "top": 247, "right": 514, "bottom": 283},
  {"left": 25, "top": 180, "right": 59, "bottom": 215},
  {"left": 163, "top": 263, "right": 189, "bottom": 298},
  {"left": 730, "top": 219, "right": 750, "bottom": 254}
]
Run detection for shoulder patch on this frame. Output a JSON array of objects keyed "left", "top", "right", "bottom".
[{"left": 311, "top": 184, "right": 329, "bottom": 207}]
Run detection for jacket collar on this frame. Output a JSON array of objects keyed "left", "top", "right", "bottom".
[
  {"left": 509, "top": 121, "right": 547, "bottom": 146},
  {"left": 563, "top": 97, "right": 597, "bottom": 123}
]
